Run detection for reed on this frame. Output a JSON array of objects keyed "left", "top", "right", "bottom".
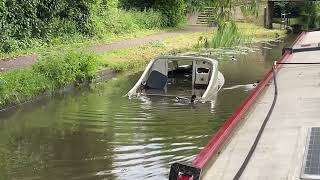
[
  {"left": 210, "top": 21, "right": 245, "bottom": 48},
  {"left": 197, "top": 22, "right": 285, "bottom": 49}
]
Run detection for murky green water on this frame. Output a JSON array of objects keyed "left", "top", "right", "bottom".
[{"left": 0, "top": 35, "right": 295, "bottom": 180}]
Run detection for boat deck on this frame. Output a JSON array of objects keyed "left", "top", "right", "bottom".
[{"left": 200, "top": 31, "right": 320, "bottom": 180}]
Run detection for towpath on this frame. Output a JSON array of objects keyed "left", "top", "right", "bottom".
[{"left": 0, "top": 25, "right": 210, "bottom": 72}]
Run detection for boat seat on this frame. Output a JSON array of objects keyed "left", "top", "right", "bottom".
[{"left": 146, "top": 70, "right": 168, "bottom": 89}]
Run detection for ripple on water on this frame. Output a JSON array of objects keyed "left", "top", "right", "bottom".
[{"left": 0, "top": 39, "right": 293, "bottom": 180}]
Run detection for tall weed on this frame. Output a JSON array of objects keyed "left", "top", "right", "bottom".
[
  {"left": 33, "top": 52, "right": 99, "bottom": 87},
  {"left": 99, "top": 9, "right": 165, "bottom": 35},
  {"left": 210, "top": 22, "right": 247, "bottom": 48}
]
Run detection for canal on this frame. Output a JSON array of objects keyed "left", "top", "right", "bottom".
[{"left": 0, "top": 35, "right": 295, "bottom": 180}]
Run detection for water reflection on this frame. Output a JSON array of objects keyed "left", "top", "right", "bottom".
[{"left": 0, "top": 35, "right": 295, "bottom": 180}]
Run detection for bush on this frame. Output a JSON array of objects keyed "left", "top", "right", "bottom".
[
  {"left": 119, "top": 0, "right": 187, "bottom": 27},
  {"left": 119, "top": 0, "right": 155, "bottom": 10},
  {"left": 0, "top": 0, "right": 100, "bottom": 37},
  {"left": 0, "top": 0, "right": 168, "bottom": 53},
  {"left": 88, "top": 8, "right": 165, "bottom": 36},
  {"left": 154, "top": 0, "right": 186, "bottom": 27},
  {"left": 131, "top": 9, "right": 165, "bottom": 29},
  {"left": 0, "top": 51, "right": 99, "bottom": 107},
  {"left": 0, "top": 0, "right": 101, "bottom": 53}
]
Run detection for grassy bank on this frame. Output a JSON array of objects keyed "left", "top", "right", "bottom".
[
  {"left": 0, "top": 28, "right": 170, "bottom": 60},
  {"left": 100, "top": 23, "right": 286, "bottom": 72},
  {"left": 0, "top": 0, "right": 187, "bottom": 59},
  {"left": 237, "top": 23, "right": 286, "bottom": 40},
  {"left": 100, "top": 31, "right": 208, "bottom": 72},
  {"left": 0, "top": 29, "right": 202, "bottom": 108},
  {"left": 0, "top": 23, "right": 285, "bottom": 109},
  {"left": 0, "top": 52, "right": 99, "bottom": 108},
  {"left": 0, "top": 8, "right": 179, "bottom": 60}
]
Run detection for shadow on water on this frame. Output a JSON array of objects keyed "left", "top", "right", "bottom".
[{"left": 0, "top": 34, "right": 296, "bottom": 180}]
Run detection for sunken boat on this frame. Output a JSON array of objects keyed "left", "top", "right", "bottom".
[{"left": 127, "top": 56, "right": 224, "bottom": 102}]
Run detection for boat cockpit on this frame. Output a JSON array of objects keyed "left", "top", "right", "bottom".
[{"left": 127, "top": 56, "right": 224, "bottom": 102}]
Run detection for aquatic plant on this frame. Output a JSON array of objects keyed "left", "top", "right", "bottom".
[
  {"left": 210, "top": 21, "right": 245, "bottom": 48},
  {"left": 196, "top": 22, "right": 284, "bottom": 49}
]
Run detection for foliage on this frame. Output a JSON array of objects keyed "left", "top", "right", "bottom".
[
  {"left": 197, "top": 22, "right": 285, "bottom": 49},
  {"left": 0, "top": 51, "right": 99, "bottom": 107},
  {"left": 210, "top": 21, "right": 243, "bottom": 48},
  {"left": 274, "top": 1, "right": 320, "bottom": 29},
  {"left": 100, "top": 32, "right": 206, "bottom": 72},
  {"left": 239, "top": 0, "right": 260, "bottom": 17},
  {"left": 154, "top": 0, "right": 186, "bottom": 27},
  {"left": 0, "top": 28, "right": 166, "bottom": 60},
  {"left": 0, "top": 0, "right": 167, "bottom": 54},
  {"left": 300, "top": 1, "right": 320, "bottom": 29},
  {"left": 119, "top": 0, "right": 155, "bottom": 10},
  {"left": 0, "top": 22, "right": 285, "bottom": 108},
  {"left": 203, "top": 0, "right": 260, "bottom": 25},
  {"left": 100, "top": 9, "right": 165, "bottom": 35},
  {"left": 0, "top": 0, "right": 267, "bottom": 55},
  {"left": 119, "top": 0, "right": 186, "bottom": 27},
  {"left": 184, "top": 0, "right": 263, "bottom": 49},
  {"left": 33, "top": 51, "right": 98, "bottom": 86},
  {"left": 274, "top": 2, "right": 302, "bottom": 18},
  {"left": 185, "top": 0, "right": 208, "bottom": 12},
  {"left": 0, "top": 69, "right": 50, "bottom": 104},
  {"left": 0, "top": 0, "right": 106, "bottom": 51}
]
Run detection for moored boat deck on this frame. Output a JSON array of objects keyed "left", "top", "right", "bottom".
[{"left": 198, "top": 31, "right": 320, "bottom": 180}]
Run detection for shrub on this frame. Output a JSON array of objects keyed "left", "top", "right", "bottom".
[
  {"left": 119, "top": 0, "right": 187, "bottom": 27},
  {"left": 154, "top": 0, "right": 186, "bottom": 27},
  {"left": 92, "top": 8, "right": 165, "bottom": 36},
  {"left": 0, "top": 0, "right": 168, "bottom": 53},
  {"left": 131, "top": 9, "right": 165, "bottom": 29},
  {"left": 0, "top": 0, "right": 114, "bottom": 53}
]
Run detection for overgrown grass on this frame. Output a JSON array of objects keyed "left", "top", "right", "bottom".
[
  {"left": 237, "top": 23, "right": 286, "bottom": 40},
  {"left": 197, "top": 22, "right": 286, "bottom": 49},
  {"left": 100, "top": 32, "right": 207, "bottom": 72},
  {"left": 0, "top": 23, "right": 286, "bottom": 108},
  {"left": 0, "top": 51, "right": 99, "bottom": 108},
  {"left": 0, "top": 8, "right": 171, "bottom": 59},
  {"left": 0, "top": 29, "right": 170, "bottom": 60},
  {"left": 99, "top": 23, "right": 286, "bottom": 73}
]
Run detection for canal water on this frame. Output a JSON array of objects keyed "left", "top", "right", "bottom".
[{"left": 0, "top": 35, "right": 295, "bottom": 180}]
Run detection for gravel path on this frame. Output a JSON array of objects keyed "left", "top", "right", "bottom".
[{"left": 0, "top": 25, "right": 210, "bottom": 72}]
